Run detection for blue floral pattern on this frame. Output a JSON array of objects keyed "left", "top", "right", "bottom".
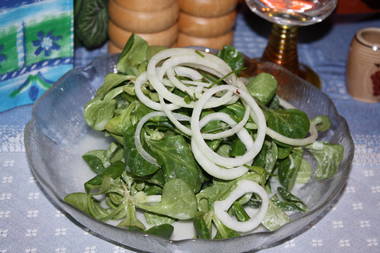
[{"left": 32, "top": 31, "right": 62, "bottom": 56}]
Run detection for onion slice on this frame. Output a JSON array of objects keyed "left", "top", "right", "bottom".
[
  {"left": 159, "top": 96, "right": 252, "bottom": 140},
  {"left": 266, "top": 123, "right": 318, "bottom": 146},
  {"left": 191, "top": 85, "right": 266, "bottom": 168},
  {"left": 135, "top": 72, "right": 179, "bottom": 111},
  {"left": 267, "top": 96, "right": 318, "bottom": 146},
  {"left": 191, "top": 138, "right": 248, "bottom": 180},
  {"left": 134, "top": 111, "right": 190, "bottom": 166},
  {"left": 214, "top": 180, "right": 269, "bottom": 232},
  {"left": 191, "top": 112, "right": 254, "bottom": 180},
  {"left": 147, "top": 48, "right": 238, "bottom": 109}
]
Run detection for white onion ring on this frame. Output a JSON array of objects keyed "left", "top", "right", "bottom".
[
  {"left": 157, "top": 55, "right": 236, "bottom": 108},
  {"left": 134, "top": 111, "right": 190, "bottom": 166},
  {"left": 159, "top": 94, "right": 252, "bottom": 141},
  {"left": 135, "top": 109, "right": 253, "bottom": 171},
  {"left": 159, "top": 95, "right": 192, "bottom": 136},
  {"left": 182, "top": 80, "right": 212, "bottom": 88},
  {"left": 167, "top": 67, "right": 195, "bottom": 95},
  {"left": 192, "top": 112, "right": 254, "bottom": 180},
  {"left": 191, "top": 139, "right": 248, "bottom": 180},
  {"left": 201, "top": 110, "right": 250, "bottom": 140},
  {"left": 135, "top": 72, "right": 179, "bottom": 111},
  {"left": 147, "top": 48, "right": 238, "bottom": 109},
  {"left": 267, "top": 96, "right": 319, "bottom": 146},
  {"left": 191, "top": 85, "right": 266, "bottom": 168},
  {"left": 214, "top": 180, "right": 269, "bottom": 232},
  {"left": 174, "top": 66, "right": 203, "bottom": 80},
  {"left": 266, "top": 123, "right": 318, "bottom": 146}
]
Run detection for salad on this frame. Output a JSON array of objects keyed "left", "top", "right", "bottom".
[{"left": 64, "top": 35, "right": 344, "bottom": 240}]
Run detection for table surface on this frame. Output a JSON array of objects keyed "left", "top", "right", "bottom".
[{"left": 1, "top": 9, "right": 380, "bottom": 253}]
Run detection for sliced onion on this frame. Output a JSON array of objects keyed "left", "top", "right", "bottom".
[
  {"left": 214, "top": 180, "right": 269, "bottom": 232},
  {"left": 201, "top": 109, "right": 250, "bottom": 140},
  {"left": 134, "top": 111, "right": 166, "bottom": 166},
  {"left": 167, "top": 67, "right": 196, "bottom": 96},
  {"left": 191, "top": 85, "right": 266, "bottom": 168},
  {"left": 182, "top": 80, "right": 212, "bottom": 87},
  {"left": 266, "top": 123, "right": 318, "bottom": 146},
  {"left": 135, "top": 72, "right": 179, "bottom": 111},
  {"left": 156, "top": 54, "right": 236, "bottom": 108},
  {"left": 134, "top": 111, "right": 190, "bottom": 166},
  {"left": 160, "top": 94, "right": 253, "bottom": 141},
  {"left": 147, "top": 48, "right": 238, "bottom": 109},
  {"left": 191, "top": 112, "right": 254, "bottom": 180},
  {"left": 159, "top": 95, "right": 192, "bottom": 136},
  {"left": 174, "top": 66, "right": 203, "bottom": 80},
  {"left": 267, "top": 96, "right": 318, "bottom": 146},
  {"left": 191, "top": 138, "right": 248, "bottom": 180}
]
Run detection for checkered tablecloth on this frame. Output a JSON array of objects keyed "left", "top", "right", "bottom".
[{"left": 1, "top": 9, "right": 380, "bottom": 253}]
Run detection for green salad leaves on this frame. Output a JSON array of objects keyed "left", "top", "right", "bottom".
[{"left": 64, "top": 35, "right": 344, "bottom": 240}]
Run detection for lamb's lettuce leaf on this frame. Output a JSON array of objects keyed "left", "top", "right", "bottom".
[
  {"left": 246, "top": 73, "right": 278, "bottom": 105},
  {"left": 96, "top": 73, "right": 135, "bottom": 99},
  {"left": 306, "top": 141, "right": 344, "bottom": 179},
  {"left": 64, "top": 192, "right": 111, "bottom": 220},
  {"left": 84, "top": 98, "right": 116, "bottom": 131},
  {"left": 146, "top": 135, "right": 205, "bottom": 193},
  {"left": 278, "top": 148, "right": 303, "bottom": 191},
  {"left": 137, "top": 179, "right": 197, "bottom": 220},
  {"left": 253, "top": 140, "right": 278, "bottom": 173},
  {"left": 262, "top": 196, "right": 290, "bottom": 231},
  {"left": 311, "top": 115, "right": 331, "bottom": 132},
  {"left": 265, "top": 109, "right": 310, "bottom": 139},
  {"left": 193, "top": 212, "right": 212, "bottom": 239},
  {"left": 144, "top": 224, "right": 174, "bottom": 239},
  {"left": 295, "top": 158, "right": 312, "bottom": 184},
  {"left": 84, "top": 161, "right": 125, "bottom": 193},
  {"left": 117, "top": 34, "right": 149, "bottom": 75},
  {"left": 117, "top": 200, "right": 145, "bottom": 230},
  {"left": 117, "top": 34, "right": 167, "bottom": 76},
  {"left": 217, "top": 45, "right": 245, "bottom": 75},
  {"left": 144, "top": 212, "right": 175, "bottom": 226},
  {"left": 82, "top": 142, "right": 122, "bottom": 174},
  {"left": 106, "top": 100, "right": 151, "bottom": 136},
  {"left": 123, "top": 127, "right": 160, "bottom": 177},
  {"left": 277, "top": 187, "right": 308, "bottom": 212}
]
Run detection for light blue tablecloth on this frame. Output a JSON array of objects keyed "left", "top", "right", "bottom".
[{"left": 1, "top": 10, "right": 380, "bottom": 253}]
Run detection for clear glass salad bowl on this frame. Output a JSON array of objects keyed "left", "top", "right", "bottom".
[{"left": 24, "top": 53, "right": 354, "bottom": 253}]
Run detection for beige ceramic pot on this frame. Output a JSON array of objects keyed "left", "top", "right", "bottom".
[{"left": 346, "top": 27, "right": 380, "bottom": 103}]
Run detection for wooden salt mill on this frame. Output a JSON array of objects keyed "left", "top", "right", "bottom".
[
  {"left": 108, "top": 0, "right": 179, "bottom": 53},
  {"left": 177, "top": 0, "right": 238, "bottom": 49}
]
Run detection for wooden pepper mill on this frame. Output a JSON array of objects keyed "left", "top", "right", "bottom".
[
  {"left": 108, "top": 0, "right": 179, "bottom": 53},
  {"left": 177, "top": 0, "right": 238, "bottom": 49}
]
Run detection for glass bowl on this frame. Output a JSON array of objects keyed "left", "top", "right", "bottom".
[{"left": 24, "top": 53, "right": 354, "bottom": 253}]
